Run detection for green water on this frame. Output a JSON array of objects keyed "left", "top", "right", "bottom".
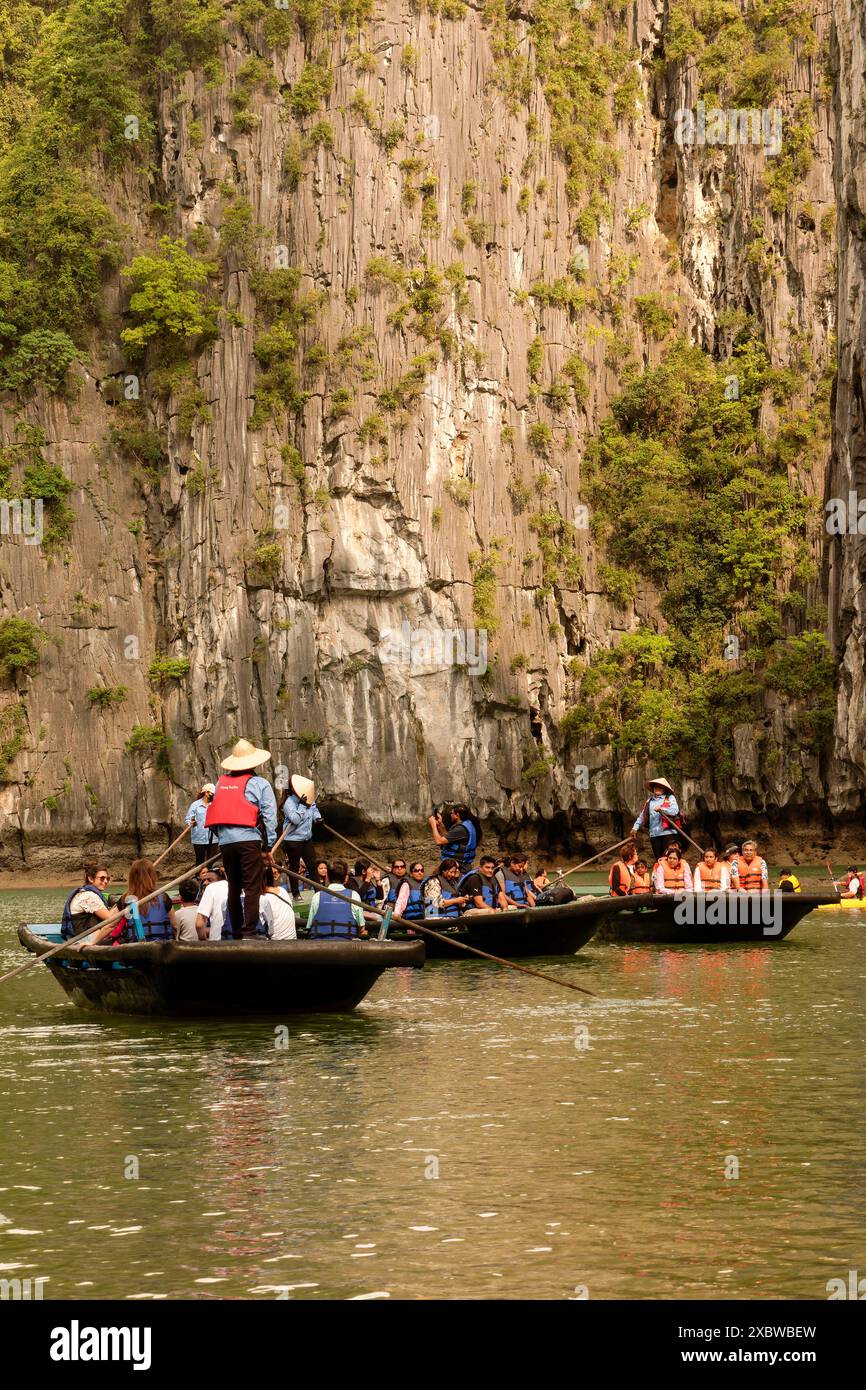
[{"left": 1, "top": 886, "right": 864, "bottom": 1300}]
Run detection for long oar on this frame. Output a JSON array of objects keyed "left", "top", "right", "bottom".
[
  {"left": 825, "top": 861, "right": 841, "bottom": 894},
  {"left": 0, "top": 850, "right": 224, "bottom": 986},
  {"left": 548, "top": 835, "right": 636, "bottom": 886},
  {"left": 659, "top": 812, "right": 705, "bottom": 858},
  {"left": 296, "top": 863, "right": 595, "bottom": 997},
  {"left": 153, "top": 822, "right": 192, "bottom": 869}
]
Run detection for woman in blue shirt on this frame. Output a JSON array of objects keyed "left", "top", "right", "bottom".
[
  {"left": 281, "top": 774, "right": 322, "bottom": 901},
  {"left": 185, "top": 782, "right": 216, "bottom": 864},
  {"left": 632, "top": 778, "right": 683, "bottom": 862}
]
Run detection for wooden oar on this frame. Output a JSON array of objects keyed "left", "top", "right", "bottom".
[
  {"left": 658, "top": 812, "right": 706, "bottom": 858},
  {"left": 0, "top": 849, "right": 224, "bottom": 986},
  {"left": 296, "top": 861, "right": 595, "bottom": 997},
  {"left": 316, "top": 821, "right": 595, "bottom": 996},
  {"left": 548, "top": 836, "right": 636, "bottom": 886},
  {"left": 825, "top": 861, "right": 841, "bottom": 894},
  {"left": 153, "top": 822, "right": 191, "bottom": 869}
]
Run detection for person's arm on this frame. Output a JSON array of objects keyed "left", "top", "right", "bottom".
[
  {"left": 652, "top": 862, "right": 666, "bottom": 893},
  {"left": 394, "top": 882, "right": 410, "bottom": 917},
  {"left": 720, "top": 866, "right": 730, "bottom": 891},
  {"left": 311, "top": 803, "right": 322, "bottom": 825},
  {"left": 185, "top": 801, "right": 197, "bottom": 827},
  {"left": 283, "top": 796, "right": 304, "bottom": 831},
  {"left": 525, "top": 885, "right": 537, "bottom": 907},
  {"left": 761, "top": 858, "right": 769, "bottom": 886},
  {"left": 682, "top": 864, "right": 693, "bottom": 891},
  {"left": 349, "top": 892, "right": 366, "bottom": 934},
  {"left": 194, "top": 912, "right": 210, "bottom": 940},
  {"left": 428, "top": 814, "right": 448, "bottom": 847},
  {"left": 262, "top": 781, "right": 279, "bottom": 847}
]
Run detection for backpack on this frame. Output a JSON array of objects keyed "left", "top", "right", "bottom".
[{"left": 535, "top": 884, "right": 575, "bottom": 907}]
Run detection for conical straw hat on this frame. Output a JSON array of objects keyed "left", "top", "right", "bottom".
[
  {"left": 290, "top": 774, "right": 315, "bottom": 802},
  {"left": 220, "top": 739, "right": 271, "bottom": 771}
]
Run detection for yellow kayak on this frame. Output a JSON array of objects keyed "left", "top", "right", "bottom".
[{"left": 812, "top": 899, "right": 866, "bottom": 912}]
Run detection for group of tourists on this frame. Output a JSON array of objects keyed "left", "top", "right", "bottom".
[{"left": 60, "top": 756, "right": 866, "bottom": 947}]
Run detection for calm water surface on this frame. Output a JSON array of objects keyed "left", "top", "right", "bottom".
[{"left": 1, "top": 887, "right": 864, "bottom": 1300}]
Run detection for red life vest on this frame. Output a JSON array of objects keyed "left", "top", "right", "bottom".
[
  {"left": 697, "top": 863, "right": 724, "bottom": 891},
  {"left": 204, "top": 773, "right": 261, "bottom": 829},
  {"left": 631, "top": 871, "right": 652, "bottom": 894},
  {"left": 844, "top": 871, "right": 866, "bottom": 898},
  {"left": 608, "top": 861, "right": 634, "bottom": 896},
  {"left": 661, "top": 861, "right": 685, "bottom": 891},
  {"left": 734, "top": 854, "right": 764, "bottom": 891}
]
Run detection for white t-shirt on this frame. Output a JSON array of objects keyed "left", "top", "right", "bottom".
[
  {"left": 174, "top": 905, "right": 200, "bottom": 942},
  {"left": 69, "top": 889, "right": 107, "bottom": 916},
  {"left": 259, "top": 887, "right": 297, "bottom": 941},
  {"left": 197, "top": 880, "right": 229, "bottom": 940}
]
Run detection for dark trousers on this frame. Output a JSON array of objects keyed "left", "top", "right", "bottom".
[
  {"left": 283, "top": 841, "right": 310, "bottom": 898},
  {"left": 650, "top": 832, "right": 680, "bottom": 861},
  {"left": 193, "top": 842, "right": 209, "bottom": 865},
  {"left": 221, "top": 840, "right": 265, "bottom": 939}
]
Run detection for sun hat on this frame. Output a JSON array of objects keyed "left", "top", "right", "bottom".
[
  {"left": 220, "top": 739, "right": 271, "bottom": 771},
  {"left": 644, "top": 776, "right": 675, "bottom": 793},
  {"left": 201, "top": 781, "right": 216, "bottom": 795},
  {"left": 290, "top": 774, "right": 315, "bottom": 802}
]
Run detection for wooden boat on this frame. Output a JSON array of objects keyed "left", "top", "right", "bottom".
[
  {"left": 17, "top": 923, "right": 424, "bottom": 1017},
  {"left": 594, "top": 891, "right": 838, "bottom": 944},
  {"left": 388, "top": 894, "right": 630, "bottom": 959}
]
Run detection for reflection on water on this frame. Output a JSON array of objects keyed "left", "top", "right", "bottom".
[{"left": 0, "top": 888, "right": 864, "bottom": 1299}]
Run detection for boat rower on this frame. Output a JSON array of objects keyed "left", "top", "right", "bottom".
[
  {"left": 204, "top": 739, "right": 278, "bottom": 939},
  {"left": 840, "top": 865, "right": 866, "bottom": 899},
  {"left": 632, "top": 777, "right": 683, "bottom": 861}
]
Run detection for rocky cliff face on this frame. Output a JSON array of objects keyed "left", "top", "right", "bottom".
[{"left": 0, "top": 0, "right": 860, "bottom": 870}]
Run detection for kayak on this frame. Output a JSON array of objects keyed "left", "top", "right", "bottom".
[{"left": 17, "top": 922, "right": 424, "bottom": 1017}]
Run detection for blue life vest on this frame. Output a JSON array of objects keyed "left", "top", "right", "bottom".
[
  {"left": 311, "top": 887, "right": 359, "bottom": 938},
  {"left": 61, "top": 884, "right": 109, "bottom": 940},
  {"left": 422, "top": 874, "right": 461, "bottom": 918},
  {"left": 503, "top": 873, "right": 531, "bottom": 907},
  {"left": 121, "top": 894, "right": 173, "bottom": 943},
  {"left": 458, "top": 871, "right": 497, "bottom": 909},
  {"left": 359, "top": 881, "right": 379, "bottom": 907},
  {"left": 385, "top": 877, "right": 409, "bottom": 906},
  {"left": 458, "top": 819, "right": 477, "bottom": 870},
  {"left": 398, "top": 881, "right": 426, "bottom": 921}
]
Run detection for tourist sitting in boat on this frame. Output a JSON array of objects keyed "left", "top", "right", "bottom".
[
  {"left": 693, "top": 846, "right": 729, "bottom": 892},
  {"left": 839, "top": 865, "right": 866, "bottom": 899},
  {"left": 608, "top": 843, "right": 637, "bottom": 897},
  {"left": 384, "top": 859, "right": 410, "bottom": 913},
  {"left": 653, "top": 843, "right": 693, "bottom": 894},
  {"left": 730, "top": 840, "right": 769, "bottom": 892},
  {"left": 313, "top": 859, "right": 329, "bottom": 888},
  {"left": 112, "top": 859, "right": 176, "bottom": 943},
  {"left": 458, "top": 855, "right": 500, "bottom": 912},
  {"left": 532, "top": 866, "right": 550, "bottom": 895},
  {"left": 778, "top": 869, "right": 801, "bottom": 893},
  {"left": 351, "top": 860, "right": 382, "bottom": 908},
  {"left": 422, "top": 858, "right": 470, "bottom": 918},
  {"left": 195, "top": 868, "right": 229, "bottom": 940},
  {"left": 60, "top": 861, "right": 116, "bottom": 940},
  {"left": 428, "top": 804, "right": 479, "bottom": 872},
  {"left": 259, "top": 863, "right": 297, "bottom": 939},
  {"left": 497, "top": 851, "right": 537, "bottom": 909},
  {"left": 174, "top": 878, "right": 204, "bottom": 942},
  {"left": 632, "top": 860, "right": 652, "bottom": 893},
  {"left": 195, "top": 865, "right": 218, "bottom": 900},
  {"left": 307, "top": 861, "right": 367, "bottom": 938},
  {"left": 397, "top": 862, "right": 428, "bottom": 923}
]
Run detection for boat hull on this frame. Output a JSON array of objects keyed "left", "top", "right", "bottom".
[
  {"left": 594, "top": 892, "right": 835, "bottom": 944},
  {"left": 17, "top": 925, "right": 424, "bottom": 1016},
  {"left": 400, "top": 895, "right": 626, "bottom": 959}
]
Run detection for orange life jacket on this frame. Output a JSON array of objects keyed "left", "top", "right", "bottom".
[
  {"left": 734, "top": 854, "right": 765, "bottom": 891},
  {"left": 697, "top": 862, "right": 724, "bottom": 891},
  {"left": 631, "top": 870, "right": 652, "bottom": 894},
  {"left": 608, "top": 861, "right": 634, "bottom": 896},
  {"left": 661, "top": 861, "right": 685, "bottom": 891}
]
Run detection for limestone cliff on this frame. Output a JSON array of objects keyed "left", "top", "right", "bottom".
[{"left": 0, "top": 0, "right": 859, "bottom": 870}]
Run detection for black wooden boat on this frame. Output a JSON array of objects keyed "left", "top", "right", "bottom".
[
  {"left": 17, "top": 923, "right": 424, "bottom": 1017},
  {"left": 595, "top": 891, "right": 836, "bottom": 944},
  {"left": 393, "top": 894, "right": 629, "bottom": 959}
]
